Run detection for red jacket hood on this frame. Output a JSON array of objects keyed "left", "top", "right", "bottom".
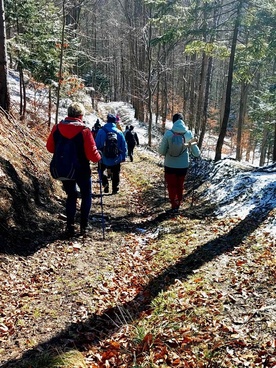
[
  {"left": 46, "top": 118, "right": 101, "bottom": 163},
  {"left": 57, "top": 118, "right": 87, "bottom": 139}
]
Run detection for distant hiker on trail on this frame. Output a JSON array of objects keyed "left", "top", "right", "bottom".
[
  {"left": 115, "top": 113, "right": 123, "bottom": 131},
  {"left": 92, "top": 119, "right": 101, "bottom": 139},
  {"left": 46, "top": 102, "right": 101, "bottom": 237},
  {"left": 159, "top": 113, "right": 200, "bottom": 213},
  {"left": 95, "top": 113, "right": 127, "bottom": 194},
  {"left": 125, "top": 125, "right": 139, "bottom": 162},
  {"left": 124, "top": 125, "right": 129, "bottom": 136}
]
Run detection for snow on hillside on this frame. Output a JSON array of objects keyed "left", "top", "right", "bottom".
[
  {"left": 199, "top": 160, "right": 276, "bottom": 231},
  {"left": 8, "top": 71, "right": 276, "bottom": 237}
]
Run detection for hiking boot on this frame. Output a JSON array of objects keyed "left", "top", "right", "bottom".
[
  {"left": 80, "top": 223, "right": 92, "bottom": 236},
  {"left": 166, "top": 207, "right": 179, "bottom": 215},
  {"left": 112, "top": 187, "right": 119, "bottom": 194},
  {"left": 61, "top": 224, "right": 75, "bottom": 239},
  {"left": 104, "top": 184, "right": 109, "bottom": 193},
  {"left": 80, "top": 225, "right": 87, "bottom": 236},
  {"left": 80, "top": 219, "right": 88, "bottom": 235}
]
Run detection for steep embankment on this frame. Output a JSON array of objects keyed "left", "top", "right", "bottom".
[{"left": 0, "top": 111, "right": 66, "bottom": 253}]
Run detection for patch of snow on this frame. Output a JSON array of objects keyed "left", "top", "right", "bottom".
[{"left": 199, "top": 159, "right": 276, "bottom": 236}]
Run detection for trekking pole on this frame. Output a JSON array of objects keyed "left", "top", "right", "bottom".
[
  {"left": 158, "top": 159, "right": 166, "bottom": 203},
  {"left": 164, "top": 171, "right": 166, "bottom": 202},
  {"left": 98, "top": 163, "right": 105, "bottom": 240},
  {"left": 190, "top": 156, "right": 201, "bottom": 208}
]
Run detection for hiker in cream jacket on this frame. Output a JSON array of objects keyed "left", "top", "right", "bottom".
[{"left": 159, "top": 113, "right": 200, "bottom": 212}]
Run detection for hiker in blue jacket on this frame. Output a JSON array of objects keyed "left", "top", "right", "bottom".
[
  {"left": 159, "top": 113, "right": 200, "bottom": 212},
  {"left": 96, "top": 113, "right": 127, "bottom": 194}
]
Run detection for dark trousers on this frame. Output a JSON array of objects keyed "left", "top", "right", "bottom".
[
  {"left": 127, "top": 144, "right": 135, "bottom": 162},
  {"left": 165, "top": 171, "right": 187, "bottom": 209},
  {"left": 99, "top": 163, "right": 121, "bottom": 191},
  {"left": 62, "top": 176, "right": 92, "bottom": 228}
]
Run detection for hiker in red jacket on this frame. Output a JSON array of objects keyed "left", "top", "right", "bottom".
[{"left": 46, "top": 102, "right": 101, "bottom": 237}]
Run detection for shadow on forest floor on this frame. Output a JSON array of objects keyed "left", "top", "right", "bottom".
[{"left": 2, "top": 201, "right": 273, "bottom": 368}]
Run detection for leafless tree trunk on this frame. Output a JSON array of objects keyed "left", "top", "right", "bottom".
[
  {"left": 146, "top": 8, "right": 153, "bottom": 146},
  {"left": 236, "top": 82, "right": 248, "bottom": 161},
  {"left": 48, "top": 86, "right": 52, "bottom": 128},
  {"left": 55, "top": 0, "right": 66, "bottom": 124},
  {"left": 19, "top": 67, "right": 27, "bottom": 120},
  {"left": 187, "top": 53, "right": 196, "bottom": 130},
  {"left": 0, "top": 0, "right": 10, "bottom": 112},
  {"left": 182, "top": 55, "right": 189, "bottom": 115},
  {"left": 245, "top": 120, "right": 253, "bottom": 162},
  {"left": 260, "top": 124, "right": 269, "bottom": 166},
  {"left": 199, "top": 55, "right": 213, "bottom": 149},
  {"left": 155, "top": 43, "right": 161, "bottom": 125},
  {"left": 195, "top": 52, "right": 208, "bottom": 136},
  {"left": 215, "top": 0, "right": 243, "bottom": 162},
  {"left": 161, "top": 55, "right": 168, "bottom": 132}
]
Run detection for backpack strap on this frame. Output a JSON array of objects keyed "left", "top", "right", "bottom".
[
  {"left": 171, "top": 129, "right": 185, "bottom": 138},
  {"left": 102, "top": 126, "right": 114, "bottom": 137},
  {"left": 102, "top": 126, "right": 119, "bottom": 139}
]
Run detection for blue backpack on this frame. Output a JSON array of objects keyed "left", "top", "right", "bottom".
[{"left": 50, "top": 127, "right": 84, "bottom": 180}]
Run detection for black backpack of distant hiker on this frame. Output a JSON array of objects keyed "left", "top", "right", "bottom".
[
  {"left": 50, "top": 127, "right": 85, "bottom": 180},
  {"left": 168, "top": 131, "right": 186, "bottom": 157},
  {"left": 102, "top": 126, "right": 119, "bottom": 158},
  {"left": 125, "top": 130, "right": 136, "bottom": 146}
]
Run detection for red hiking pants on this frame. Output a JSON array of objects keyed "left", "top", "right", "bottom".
[{"left": 165, "top": 172, "right": 186, "bottom": 209}]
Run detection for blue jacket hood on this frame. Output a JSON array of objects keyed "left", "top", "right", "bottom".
[{"left": 171, "top": 119, "right": 188, "bottom": 134}]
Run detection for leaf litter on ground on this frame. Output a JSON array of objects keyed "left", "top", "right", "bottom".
[{"left": 0, "top": 100, "right": 275, "bottom": 367}]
